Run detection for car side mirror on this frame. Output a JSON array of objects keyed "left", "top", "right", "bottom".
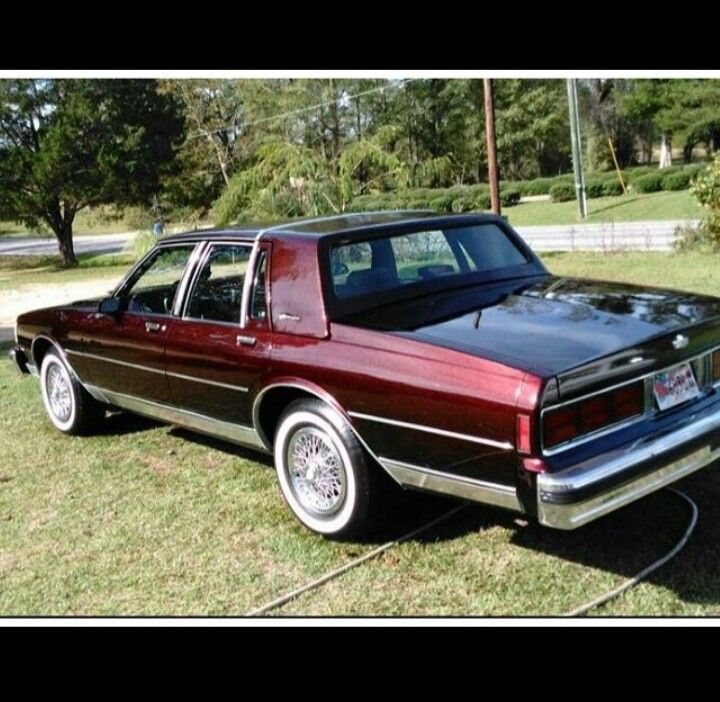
[{"left": 98, "top": 296, "right": 124, "bottom": 316}]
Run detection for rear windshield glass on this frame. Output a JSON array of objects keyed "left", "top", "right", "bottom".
[{"left": 329, "top": 223, "right": 528, "bottom": 300}]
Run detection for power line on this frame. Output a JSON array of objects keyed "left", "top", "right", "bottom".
[{"left": 185, "top": 79, "right": 414, "bottom": 142}]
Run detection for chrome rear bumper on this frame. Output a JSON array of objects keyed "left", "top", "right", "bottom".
[{"left": 537, "top": 402, "right": 720, "bottom": 529}]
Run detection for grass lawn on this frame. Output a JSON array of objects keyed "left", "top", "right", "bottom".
[
  {"left": 541, "top": 250, "right": 720, "bottom": 297},
  {"left": 2, "top": 250, "right": 720, "bottom": 616},
  {"left": 506, "top": 190, "right": 702, "bottom": 227},
  {"left": 0, "top": 252, "right": 134, "bottom": 293}
]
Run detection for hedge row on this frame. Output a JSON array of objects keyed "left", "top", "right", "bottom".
[
  {"left": 348, "top": 163, "right": 708, "bottom": 213},
  {"left": 351, "top": 184, "right": 521, "bottom": 215}
]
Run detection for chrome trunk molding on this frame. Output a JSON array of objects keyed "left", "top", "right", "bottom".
[
  {"left": 85, "top": 385, "right": 267, "bottom": 452},
  {"left": 379, "top": 457, "right": 522, "bottom": 512}
]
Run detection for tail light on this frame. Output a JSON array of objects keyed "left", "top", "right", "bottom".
[
  {"left": 543, "top": 381, "right": 644, "bottom": 449},
  {"left": 713, "top": 350, "right": 720, "bottom": 382},
  {"left": 516, "top": 414, "right": 532, "bottom": 454}
]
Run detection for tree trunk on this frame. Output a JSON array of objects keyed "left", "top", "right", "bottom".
[
  {"left": 46, "top": 213, "right": 76, "bottom": 266},
  {"left": 56, "top": 220, "right": 76, "bottom": 266}
]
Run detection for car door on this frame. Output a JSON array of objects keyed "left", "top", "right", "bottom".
[
  {"left": 78, "top": 243, "right": 200, "bottom": 404},
  {"left": 163, "top": 241, "right": 272, "bottom": 425}
]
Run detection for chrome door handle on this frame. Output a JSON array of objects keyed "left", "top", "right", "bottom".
[
  {"left": 236, "top": 335, "right": 257, "bottom": 347},
  {"left": 145, "top": 321, "right": 166, "bottom": 333}
]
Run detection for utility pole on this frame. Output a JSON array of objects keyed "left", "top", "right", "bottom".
[
  {"left": 566, "top": 78, "right": 587, "bottom": 219},
  {"left": 483, "top": 78, "right": 501, "bottom": 215}
]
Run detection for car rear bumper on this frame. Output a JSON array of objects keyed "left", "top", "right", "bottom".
[{"left": 537, "top": 400, "right": 720, "bottom": 529}]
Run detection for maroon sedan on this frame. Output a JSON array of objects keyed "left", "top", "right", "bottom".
[{"left": 11, "top": 212, "right": 720, "bottom": 537}]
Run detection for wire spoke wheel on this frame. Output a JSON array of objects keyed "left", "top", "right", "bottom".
[
  {"left": 46, "top": 364, "right": 72, "bottom": 422},
  {"left": 286, "top": 426, "right": 347, "bottom": 516}
]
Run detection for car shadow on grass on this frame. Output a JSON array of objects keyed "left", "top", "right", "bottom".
[
  {"left": 390, "top": 466, "right": 720, "bottom": 612},
  {"left": 168, "top": 426, "right": 275, "bottom": 468}
]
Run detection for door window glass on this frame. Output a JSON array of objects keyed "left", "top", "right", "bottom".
[
  {"left": 185, "top": 244, "right": 252, "bottom": 323},
  {"left": 123, "top": 245, "right": 196, "bottom": 315}
]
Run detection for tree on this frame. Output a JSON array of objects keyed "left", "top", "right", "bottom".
[{"left": 0, "top": 79, "right": 183, "bottom": 265}]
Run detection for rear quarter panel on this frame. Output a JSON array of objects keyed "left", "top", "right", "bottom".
[{"left": 264, "top": 321, "right": 542, "bottom": 487}]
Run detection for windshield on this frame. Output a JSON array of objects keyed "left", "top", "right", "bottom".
[{"left": 329, "top": 223, "right": 530, "bottom": 302}]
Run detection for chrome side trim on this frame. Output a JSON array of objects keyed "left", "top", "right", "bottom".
[
  {"left": 379, "top": 457, "right": 522, "bottom": 512},
  {"left": 66, "top": 349, "right": 165, "bottom": 375},
  {"left": 86, "top": 385, "right": 267, "bottom": 452},
  {"left": 348, "top": 411, "right": 513, "bottom": 450},
  {"left": 67, "top": 349, "right": 249, "bottom": 392},
  {"left": 173, "top": 240, "right": 209, "bottom": 317},
  {"left": 165, "top": 370, "right": 248, "bottom": 393},
  {"left": 537, "top": 401, "right": 720, "bottom": 529}
]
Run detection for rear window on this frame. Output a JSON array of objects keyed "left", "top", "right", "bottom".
[{"left": 330, "top": 224, "right": 528, "bottom": 300}]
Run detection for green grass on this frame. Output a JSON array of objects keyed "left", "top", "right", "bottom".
[
  {"left": 0, "top": 252, "right": 134, "bottom": 292},
  {"left": 506, "top": 190, "right": 702, "bottom": 227},
  {"left": 540, "top": 250, "right": 720, "bottom": 297},
  {"left": 3, "top": 251, "right": 720, "bottom": 615},
  {"left": 1, "top": 355, "right": 718, "bottom": 616}
]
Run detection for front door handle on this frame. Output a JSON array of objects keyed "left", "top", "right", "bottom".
[
  {"left": 236, "top": 334, "right": 257, "bottom": 347},
  {"left": 145, "top": 321, "right": 166, "bottom": 333}
]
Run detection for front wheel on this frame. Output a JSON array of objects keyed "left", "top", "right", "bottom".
[
  {"left": 274, "top": 399, "right": 381, "bottom": 539},
  {"left": 40, "top": 349, "right": 105, "bottom": 435}
]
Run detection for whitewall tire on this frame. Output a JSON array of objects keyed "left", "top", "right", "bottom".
[
  {"left": 273, "top": 399, "right": 378, "bottom": 538},
  {"left": 40, "top": 349, "right": 104, "bottom": 435}
]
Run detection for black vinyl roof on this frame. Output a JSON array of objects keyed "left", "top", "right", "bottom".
[{"left": 160, "top": 210, "right": 504, "bottom": 244}]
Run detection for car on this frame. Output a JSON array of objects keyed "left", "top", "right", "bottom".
[{"left": 11, "top": 211, "right": 720, "bottom": 538}]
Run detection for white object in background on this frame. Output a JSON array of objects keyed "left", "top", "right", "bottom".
[{"left": 659, "top": 134, "right": 673, "bottom": 168}]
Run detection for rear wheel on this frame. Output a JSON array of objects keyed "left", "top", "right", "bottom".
[
  {"left": 40, "top": 349, "right": 105, "bottom": 435},
  {"left": 273, "top": 398, "right": 382, "bottom": 539}
]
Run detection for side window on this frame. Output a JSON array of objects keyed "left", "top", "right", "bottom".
[
  {"left": 122, "top": 245, "right": 196, "bottom": 316},
  {"left": 185, "top": 244, "right": 251, "bottom": 324},
  {"left": 250, "top": 250, "right": 268, "bottom": 321}
]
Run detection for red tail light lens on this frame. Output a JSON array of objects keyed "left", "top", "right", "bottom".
[
  {"left": 517, "top": 414, "right": 532, "bottom": 454},
  {"left": 713, "top": 350, "right": 720, "bottom": 382},
  {"left": 543, "top": 381, "right": 644, "bottom": 449}
]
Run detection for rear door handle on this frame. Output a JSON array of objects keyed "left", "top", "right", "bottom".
[
  {"left": 145, "top": 321, "right": 166, "bottom": 333},
  {"left": 236, "top": 335, "right": 257, "bottom": 347}
]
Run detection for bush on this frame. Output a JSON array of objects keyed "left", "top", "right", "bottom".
[
  {"left": 428, "top": 194, "right": 455, "bottom": 212},
  {"left": 500, "top": 188, "right": 521, "bottom": 207},
  {"left": 584, "top": 179, "right": 605, "bottom": 199},
  {"left": 662, "top": 171, "right": 692, "bottom": 191},
  {"left": 601, "top": 179, "right": 625, "bottom": 196},
  {"left": 451, "top": 192, "right": 491, "bottom": 213},
  {"left": 632, "top": 172, "right": 665, "bottom": 193},
  {"left": 549, "top": 182, "right": 576, "bottom": 202},
  {"left": 690, "top": 154, "right": 720, "bottom": 250},
  {"left": 523, "top": 177, "right": 555, "bottom": 196}
]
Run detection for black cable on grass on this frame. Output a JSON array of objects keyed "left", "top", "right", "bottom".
[
  {"left": 565, "top": 487, "right": 698, "bottom": 617},
  {"left": 247, "top": 487, "right": 698, "bottom": 617},
  {"left": 246, "top": 504, "right": 468, "bottom": 616}
]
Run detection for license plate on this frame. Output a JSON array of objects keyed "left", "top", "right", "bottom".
[{"left": 652, "top": 362, "right": 700, "bottom": 411}]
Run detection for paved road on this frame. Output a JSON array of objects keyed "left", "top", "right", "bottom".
[
  {"left": 0, "top": 220, "right": 699, "bottom": 256},
  {"left": 0, "top": 231, "right": 135, "bottom": 256},
  {"left": 515, "top": 219, "right": 697, "bottom": 252}
]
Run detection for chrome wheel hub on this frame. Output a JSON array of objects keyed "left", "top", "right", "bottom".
[
  {"left": 287, "top": 427, "right": 346, "bottom": 516},
  {"left": 47, "top": 364, "right": 72, "bottom": 421}
]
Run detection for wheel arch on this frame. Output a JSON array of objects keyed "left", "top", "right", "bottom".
[
  {"left": 252, "top": 379, "right": 396, "bottom": 482},
  {"left": 31, "top": 335, "right": 64, "bottom": 367}
]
